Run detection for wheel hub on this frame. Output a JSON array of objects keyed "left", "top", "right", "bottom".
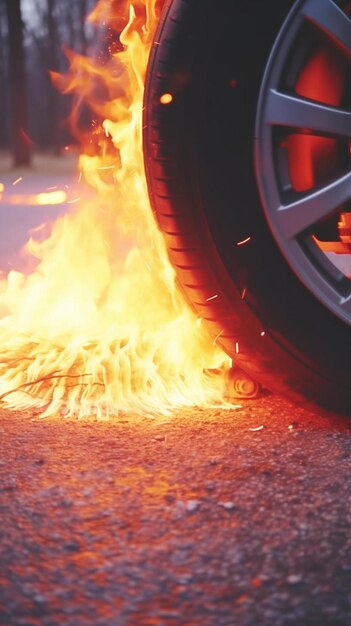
[{"left": 255, "top": 0, "right": 351, "bottom": 324}]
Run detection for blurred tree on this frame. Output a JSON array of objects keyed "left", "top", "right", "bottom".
[
  {"left": 25, "top": 0, "right": 96, "bottom": 152},
  {"left": 45, "top": 0, "right": 60, "bottom": 152},
  {"left": 4, "top": 0, "right": 31, "bottom": 166},
  {"left": 0, "top": 0, "right": 97, "bottom": 157},
  {"left": 78, "top": 0, "right": 89, "bottom": 55},
  {"left": 0, "top": 1, "right": 9, "bottom": 148}
]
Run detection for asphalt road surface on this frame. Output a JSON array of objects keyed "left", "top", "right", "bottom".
[
  {"left": 1, "top": 394, "right": 351, "bottom": 626},
  {"left": 0, "top": 154, "right": 78, "bottom": 273}
]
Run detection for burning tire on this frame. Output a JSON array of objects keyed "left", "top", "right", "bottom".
[{"left": 143, "top": 0, "right": 351, "bottom": 413}]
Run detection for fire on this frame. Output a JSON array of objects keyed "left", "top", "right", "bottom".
[{"left": 0, "top": 0, "right": 231, "bottom": 418}]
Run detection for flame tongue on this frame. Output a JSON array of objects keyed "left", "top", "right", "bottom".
[{"left": 0, "top": 0, "right": 231, "bottom": 418}]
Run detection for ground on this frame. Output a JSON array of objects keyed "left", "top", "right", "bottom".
[
  {"left": 1, "top": 395, "right": 351, "bottom": 626},
  {"left": 1, "top": 154, "right": 351, "bottom": 624}
]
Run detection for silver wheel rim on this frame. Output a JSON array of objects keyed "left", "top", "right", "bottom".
[{"left": 255, "top": 0, "right": 351, "bottom": 326}]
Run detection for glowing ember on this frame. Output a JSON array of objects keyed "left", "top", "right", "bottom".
[
  {"left": 3, "top": 190, "right": 68, "bottom": 206},
  {"left": 159, "top": 92, "right": 173, "bottom": 105},
  {"left": 0, "top": 0, "right": 232, "bottom": 419},
  {"left": 37, "top": 191, "right": 68, "bottom": 205}
]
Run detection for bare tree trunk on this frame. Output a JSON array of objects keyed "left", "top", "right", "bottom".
[
  {"left": 0, "top": 1, "right": 8, "bottom": 148},
  {"left": 5, "top": 0, "right": 30, "bottom": 166},
  {"left": 78, "top": 0, "right": 88, "bottom": 56},
  {"left": 45, "top": 0, "right": 61, "bottom": 153}
]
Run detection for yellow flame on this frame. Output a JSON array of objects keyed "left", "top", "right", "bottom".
[{"left": 0, "top": 0, "right": 231, "bottom": 418}]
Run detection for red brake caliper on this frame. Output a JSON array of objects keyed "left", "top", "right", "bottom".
[{"left": 287, "top": 45, "right": 351, "bottom": 254}]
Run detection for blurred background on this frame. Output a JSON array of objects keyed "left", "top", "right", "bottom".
[
  {"left": 0, "top": 0, "right": 106, "bottom": 273},
  {"left": 0, "top": 0, "right": 98, "bottom": 167}
]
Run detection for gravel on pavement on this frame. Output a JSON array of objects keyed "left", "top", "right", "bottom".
[{"left": 1, "top": 394, "right": 351, "bottom": 626}]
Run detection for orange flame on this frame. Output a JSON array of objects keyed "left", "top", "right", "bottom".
[{"left": 0, "top": 0, "right": 231, "bottom": 418}]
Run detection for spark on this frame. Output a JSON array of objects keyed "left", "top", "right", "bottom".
[
  {"left": 235, "top": 342, "right": 240, "bottom": 354},
  {"left": 67, "top": 197, "right": 81, "bottom": 205},
  {"left": 241, "top": 287, "right": 246, "bottom": 300},
  {"left": 236, "top": 236, "right": 251, "bottom": 246},
  {"left": 206, "top": 294, "right": 219, "bottom": 302},
  {"left": 249, "top": 425, "right": 264, "bottom": 432},
  {"left": 12, "top": 177, "right": 23, "bottom": 186},
  {"left": 260, "top": 331, "right": 266, "bottom": 337}
]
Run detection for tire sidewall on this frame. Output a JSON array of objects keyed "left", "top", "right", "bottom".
[{"left": 144, "top": 0, "right": 351, "bottom": 411}]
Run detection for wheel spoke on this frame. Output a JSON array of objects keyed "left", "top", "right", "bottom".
[
  {"left": 278, "top": 171, "right": 351, "bottom": 238},
  {"left": 340, "top": 292, "right": 351, "bottom": 314},
  {"left": 266, "top": 89, "right": 351, "bottom": 138},
  {"left": 302, "top": 0, "right": 351, "bottom": 58}
]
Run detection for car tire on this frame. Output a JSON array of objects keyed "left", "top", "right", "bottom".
[{"left": 143, "top": 0, "right": 351, "bottom": 414}]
